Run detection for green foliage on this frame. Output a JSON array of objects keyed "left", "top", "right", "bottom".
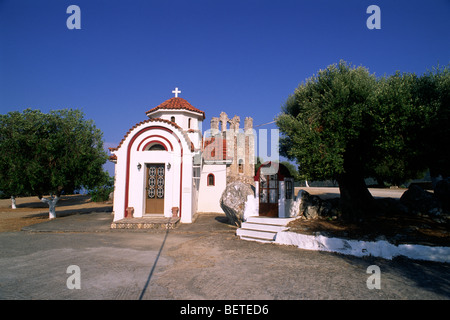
[
  {"left": 277, "top": 61, "right": 378, "bottom": 182},
  {"left": 371, "top": 72, "right": 429, "bottom": 184},
  {"left": 89, "top": 174, "right": 114, "bottom": 202},
  {"left": 276, "top": 61, "right": 449, "bottom": 220},
  {"left": 0, "top": 110, "right": 31, "bottom": 197},
  {"left": 277, "top": 61, "right": 449, "bottom": 185},
  {"left": 421, "top": 66, "right": 450, "bottom": 177},
  {"left": 0, "top": 108, "right": 109, "bottom": 199},
  {"left": 280, "top": 161, "right": 301, "bottom": 181},
  {"left": 371, "top": 66, "right": 450, "bottom": 183}
]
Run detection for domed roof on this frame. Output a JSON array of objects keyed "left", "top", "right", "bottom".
[{"left": 145, "top": 97, "right": 205, "bottom": 119}]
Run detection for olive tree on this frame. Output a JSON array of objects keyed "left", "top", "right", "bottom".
[
  {"left": 0, "top": 108, "right": 109, "bottom": 218},
  {"left": 276, "top": 61, "right": 448, "bottom": 220}
]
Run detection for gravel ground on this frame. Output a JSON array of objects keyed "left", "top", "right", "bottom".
[{"left": 0, "top": 214, "right": 449, "bottom": 300}]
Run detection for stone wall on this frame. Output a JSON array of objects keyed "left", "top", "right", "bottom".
[{"left": 210, "top": 112, "right": 255, "bottom": 187}]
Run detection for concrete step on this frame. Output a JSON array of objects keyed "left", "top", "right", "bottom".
[
  {"left": 245, "top": 216, "right": 295, "bottom": 226},
  {"left": 238, "top": 236, "right": 274, "bottom": 244},
  {"left": 237, "top": 216, "right": 297, "bottom": 243},
  {"left": 236, "top": 228, "right": 277, "bottom": 241},
  {"left": 241, "top": 221, "right": 289, "bottom": 233}
]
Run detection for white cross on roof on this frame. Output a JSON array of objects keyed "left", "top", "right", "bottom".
[{"left": 172, "top": 87, "right": 181, "bottom": 98}]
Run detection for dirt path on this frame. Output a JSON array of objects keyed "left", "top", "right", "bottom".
[
  {"left": 294, "top": 187, "right": 406, "bottom": 199},
  {"left": 1, "top": 217, "right": 449, "bottom": 300},
  {"left": 0, "top": 196, "right": 449, "bottom": 300},
  {"left": 0, "top": 195, "right": 112, "bottom": 232}
]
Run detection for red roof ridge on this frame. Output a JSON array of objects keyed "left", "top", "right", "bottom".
[{"left": 145, "top": 97, "right": 205, "bottom": 119}]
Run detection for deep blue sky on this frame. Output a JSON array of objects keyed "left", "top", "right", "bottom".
[{"left": 1, "top": 0, "right": 449, "bottom": 174}]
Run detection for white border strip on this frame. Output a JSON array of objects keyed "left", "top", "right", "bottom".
[{"left": 275, "top": 231, "right": 450, "bottom": 263}]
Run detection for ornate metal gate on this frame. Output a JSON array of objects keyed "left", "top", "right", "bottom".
[
  {"left": 259, "top": 173, "right": 279, "bottom": 217},
  {"left": 145, "top": 163, "right": 165, "bottom": 214}
]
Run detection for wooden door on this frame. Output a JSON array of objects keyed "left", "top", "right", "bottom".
[
  {"left": 259, "top": 174, "right": 278, "bottom": 217},
  {"left": 145, "top": 163, "right": 165, "bottom": 214}
]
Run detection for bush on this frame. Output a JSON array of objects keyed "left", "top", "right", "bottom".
[{"left": 89, "top": 175, "right": 114, "bottom": 202}]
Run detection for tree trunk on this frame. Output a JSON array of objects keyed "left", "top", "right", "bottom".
[
  {"left": 11, "top": 196, "right": 16, "bottom": 209},
  {"left": 337, "top": 172, "right": 375, "bottom": 222},
  {"left": 40, "top": 195, "right": 60, "bottom": 219}
]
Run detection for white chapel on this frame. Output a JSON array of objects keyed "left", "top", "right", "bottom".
[{"left": 109, "top": 88, "right": 255, "bottom": 223}]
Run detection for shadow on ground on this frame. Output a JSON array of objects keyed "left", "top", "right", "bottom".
[{"left": 329, "top": 250, "right": 450, "bottom": 298}]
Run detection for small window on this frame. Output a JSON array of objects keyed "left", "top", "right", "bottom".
[
  {"left": 188, "top": 118, "right": 191, "bottom": 129},
  {"left": 238, "top": 159, "right": 244, "bottom": 173},
  {"left": 171, "top": 116, "right": 175, "bottom": 123},
  {"left": 285, "top": 180, "right": 293, "bottom": 200},
  {"left": 207, "top": 173, "right": 215, "bottom": 186}
]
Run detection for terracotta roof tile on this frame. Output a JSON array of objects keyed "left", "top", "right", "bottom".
[{"left": 145, "top": 97, "right": 205, "bottom": 119}]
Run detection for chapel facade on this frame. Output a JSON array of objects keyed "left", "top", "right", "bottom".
[{"left": 109, "top": 89, "right": 255, "bottom": 223}]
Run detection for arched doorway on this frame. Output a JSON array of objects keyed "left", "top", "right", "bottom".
[
  {"left": 259, "top": 172, "right": 279, "bottom": 217},
  {"left": 144, "top": 143, "right": 167, "bottom": 214},
  {"left": 255, "top": 162, "right": 294, "bottom": 217},
  {"left": 145, "top": 163, "right": 165, "bottom": 214}
]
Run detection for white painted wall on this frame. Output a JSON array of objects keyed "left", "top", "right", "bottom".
[
  {"left": 111, "top": 121, "right": 196, "bottom": 223},
  {"left": 149, "top": 110, "right": 202, "bottom": 132},
  {"left": 197, "top": 164, "right": 226, "bottom": 213},
  {"left": 112, "top": 148, "right": 126, "bottom": 221},
  {"left": 129, "top": 151, "right": 176, "bottom": 218}
]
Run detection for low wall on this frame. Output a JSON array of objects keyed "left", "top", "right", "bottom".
[{"left": 275, "top": 231, "right": 450, "bottom": 263}]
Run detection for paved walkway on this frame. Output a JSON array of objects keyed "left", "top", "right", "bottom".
[
  {"left": 1, "top": 212, "right": 449, "bottom": 300},
  {"left": 20, "top": 211, "right": 234, "bottom": 234},
  {"left": 21, "top": 211, "right": 114, "bottom": 232}
]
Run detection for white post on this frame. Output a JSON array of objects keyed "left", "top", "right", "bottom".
[
  {"left": 254, "top": 181, "right": 260, "bottom": 216},
  {"left": 11, "top": 196, "right": 16, "bottom": 209},
  {"left": 40, "top": 195, "right": 60, "bottom": 219},
  {"left": 279, "top": 180, "right": 285, "bottom": 218}
]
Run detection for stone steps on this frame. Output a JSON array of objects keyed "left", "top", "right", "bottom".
[
  {"left": 241, "top": 221, "right": 289, "bottom": 233},
  {"left": 236, "top": 216, "right": 295, "bottom": 243},
  {"left": 111, "top": 217, "right": 180, "bottom": 230}
]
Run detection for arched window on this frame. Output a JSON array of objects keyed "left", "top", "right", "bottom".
[
  {"left": 207, "top": 173, "right": 215, "bottom": 186},
  {"left": 148, "top": 143, "right": 166, "bottom": 151},
  {"left": 170, "top": 116, "right": 175, "bottom": 123}
]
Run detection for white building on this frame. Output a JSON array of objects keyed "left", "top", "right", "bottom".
[{"left": 109, "top": 88, "right": 255, "bottom": 223}]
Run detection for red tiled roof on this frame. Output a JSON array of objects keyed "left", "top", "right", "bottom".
[{"left": 145, "top": 97, "right": 205, "bottom": 119}]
